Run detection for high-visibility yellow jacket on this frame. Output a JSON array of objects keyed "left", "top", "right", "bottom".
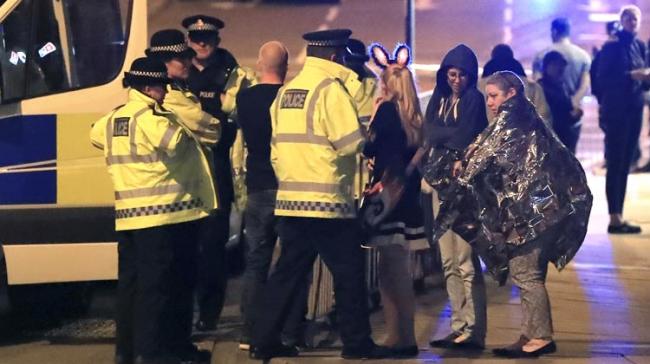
[
  {"left": 90, "top": 89, "right": 218, "bottom": 231},
  {"left": 222, "top": 66, "right": 257, "bottom": 117},
  {"left": 164, "top": 83, "right": 221, "bottom": 147},
  {"left": 271, "top": 57, "right": 365, "bottom": 219},
  {"left": 354, "top": 70, "right": 379, "bottom": 126},
  {"left": 352, "top": 71, "right": 379, "bottom": 199}
]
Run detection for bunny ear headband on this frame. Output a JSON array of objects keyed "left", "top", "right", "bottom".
[{"left": 369, "top": 42, "right": 412, "bottom": 69}]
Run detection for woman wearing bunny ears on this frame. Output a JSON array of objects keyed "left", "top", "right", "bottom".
[
  {"left": 422, "top": 44, "right": 488, "bottom": 350},
  {"left": 363, "top": 43, "right": 428, "bottom": 358}
]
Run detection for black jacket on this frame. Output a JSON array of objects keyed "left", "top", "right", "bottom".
[
  {"left": 187, "top": 48, "right": 239, "bottom": 208},
  {"left": 424, "top": 44, "right": 488, "bottom": 153},
  {"left": 596, "top": 30, "right": 649, "bottom": 118}
]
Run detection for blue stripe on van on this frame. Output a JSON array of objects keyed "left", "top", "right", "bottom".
[{"left": 0, "top": 115, "right": 56, "bottom": 204}]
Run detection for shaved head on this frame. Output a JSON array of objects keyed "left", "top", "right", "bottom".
[{"left": 258, "top": 41, "right": 289, "bottom": 77}]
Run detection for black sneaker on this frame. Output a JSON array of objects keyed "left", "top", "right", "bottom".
[
  {"left": 341, "top": 343, "right": 392, "bottom": 359},
  {"left": 194, "top": 320, "right": 217, "bottom": 332},
  {"left": 608, "top": 222, "right": 642, "bottom": 234},
  {"left": 429, "top": 332, "right": 461, "bottom": 348},
  {"left": 249, "top": 344, "right": 299, "bottom": 360}
]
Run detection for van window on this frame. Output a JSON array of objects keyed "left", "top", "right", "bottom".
[{"left": 0, "top": 0, "right": 131, "bottom": 103}]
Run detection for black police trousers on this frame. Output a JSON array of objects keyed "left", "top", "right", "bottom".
[
  {"left": 604, "top": 103, "right": 643, "bottom": 214},
  {"left": 196, "top": 209, "right": 229, "bottom": 325},
  {"left": 251, "top": 216, "right": 373, "bottom": 351},
  {"left": 115, "top": 219, "right": 199, "bottom": 361}
]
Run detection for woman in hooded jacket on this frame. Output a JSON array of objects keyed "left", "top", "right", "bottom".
[{"left": 423, "top": 44, "right": 488, "bottom": 350}]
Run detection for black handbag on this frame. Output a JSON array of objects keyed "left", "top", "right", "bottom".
[{"left": 358, "top": 148, "right": 425, "bottom": 233}]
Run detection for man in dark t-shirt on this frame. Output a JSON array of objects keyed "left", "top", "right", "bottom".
[{"left": 237, "top": 41, "right": 307, "bottom": 351}]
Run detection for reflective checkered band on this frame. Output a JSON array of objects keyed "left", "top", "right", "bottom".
[
  {"left": 276, "top": 200, "right": 353, "bottom": 214},
  {"left": 149, "top": 43, "right": 189, "bottom": 53},
  {"left": 126, "top": 70, "right": 168, "bottom": 78},
  {"left": 307, "top": 40, "right": 347, "bottom": 47},
  {"left": 188, "top": 22, "right": 219, "bottom": 32},
  {"left": 115, "top": 199, "right": 203, "bottom": 219}
]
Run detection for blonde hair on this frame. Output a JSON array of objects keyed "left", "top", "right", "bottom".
[{"left": 381, "top": 64, "right": 423, "bottom": 147}]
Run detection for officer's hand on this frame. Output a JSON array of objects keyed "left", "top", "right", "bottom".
[{"left": 367, "top": 158, "right": 375, "bottom": 172}]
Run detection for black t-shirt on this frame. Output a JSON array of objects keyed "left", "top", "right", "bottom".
[{"left": 236, "top": 83, "right": 282, "bottom": 191}]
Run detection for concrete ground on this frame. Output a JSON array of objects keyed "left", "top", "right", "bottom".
[{"left": 205, "top": 173, "right": 650, "bottom": 364}]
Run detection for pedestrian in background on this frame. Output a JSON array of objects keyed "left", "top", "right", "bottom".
[
  {"left": 532, "top": 17, "right": 591, "bottom": 113},
  {"left": 90, "top": 57, "right": 217, "bottom": 364},
  {"left": 423, "top": 44, "right": 488, "bottom": 350},
  {"left": 590, "top": 20, "right": 622, "bottom": 168},
  {"left": 249, "top": 29, "right": 390, "bottom": 361},
  {"left": 596, "top": 5, "right": 647, "bottom": 234},
  {"left": 538, "top": 51, "right": 583, "bottom": 153},
  {"left": 363, "top": 43, "right": 427, "bottom": 358},
  {"left": 236, "top": 40, "right": 309, "bottom": 351},
  {"left": 479, "top": 44, "right": 552, "bottom": 125}
]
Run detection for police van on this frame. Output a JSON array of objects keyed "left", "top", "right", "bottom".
[{"left": 0, "top": 0, "right": 146, "bottom": 312}]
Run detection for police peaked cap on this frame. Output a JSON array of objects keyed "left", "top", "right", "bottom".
[
  {"left": 182, "top": 15, "right": 224, "bottom": 34},
  {"left": 123, "top": 57, "right": 171, "bottom": 87},
  {"left": 346, "top": 38, "right": 369, "bottom": 62},
  {"left": 303, "top": 29, "right": 352, "bottom": 48},
  {"left": 146, "top": 29, "right": 196, "bottom": 60}
]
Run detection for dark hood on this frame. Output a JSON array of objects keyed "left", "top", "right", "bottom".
[{"left": 436, "top": 44, "right": 479, "bottom": 96}]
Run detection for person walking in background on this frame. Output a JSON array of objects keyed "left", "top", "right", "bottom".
[
  {"left": 237, "top": 41, "right": 308, "bottom": 351},
  {"left": 249, "top": 29, "right": 390, "bottom": 361},
  {"left": 538, "top": 51, "right": 583, "bottom": 153},
  {"left": 423, "top": 44, "right": 488, "bottom": 350},
  {"left": 596, "top": 5, "right": 648, "bottom": 234},
  {"left": 479, "top": 44, "right": 552, "bottom": 125},
  {"left": 362, "top": 43, "right": 428, "bottom": 358},
  {"left": 90, "top": 57, "right": 217, "bottom": 364}
]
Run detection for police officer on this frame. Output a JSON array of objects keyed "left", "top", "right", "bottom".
[
  {"left": 249, "top": 29, "right": 391, "bottom": 361},
  {"left": 345, "top": 38, "right": 378, "bottom": 200},
  {"left": 90, "top": 57, "right": 217, "bottom": 364},
  {"left": 146, "top": 29, "right": 220, "bottom": 147},
  {"left": 345, "top": 38, "right": 378, "bottom": 126},
  {"left": 182, "top": 14, "right": 252, "bottom": 331}
]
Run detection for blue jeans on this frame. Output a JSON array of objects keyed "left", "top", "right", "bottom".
[{"left": 240, "top": 190, "right": 307, "bottom": 343}]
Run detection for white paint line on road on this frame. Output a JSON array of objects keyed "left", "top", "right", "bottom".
[
  {"left": 415, "top": 0, "right": 437, "bottom": 10},
  {"left": 589, "top": 13, "right": 620, "bottom": 22},
  {"left": 210, "top": 2, "right": 235, "bottom": 10},
  {"left": 324, "top": 6, "right": 339, "bottom": 23},
  {"left": 210, "top": 0, "right": 261, "bottom": 10},
  {"left": 570, "top": 262, "right": 650, "bottom": 271},
  {"left": 292, "top": 4, "right": 340, "bottom": 65}
]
